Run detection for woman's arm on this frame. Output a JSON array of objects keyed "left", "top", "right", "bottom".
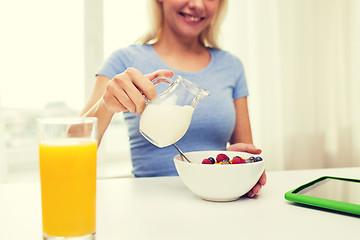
[
  {"left": 227, "top": 97, "right": 266, "bottom": 197},
  {"left": 81, "top": 68, "right": 174, "bottom": 144},
  {"left": 230, "top": 97, "right": 254, "bottom": 145},
  {"left": 80, "top": 75, "right": 114, "bottom": 144}
]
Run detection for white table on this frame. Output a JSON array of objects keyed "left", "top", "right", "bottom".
[{"left": 0, "top": 167, "right": 359, "bottom": 240}]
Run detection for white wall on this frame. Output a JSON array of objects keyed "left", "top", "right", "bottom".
[{"left": 0, "top": 93, "right": 7, "bottom": 183}]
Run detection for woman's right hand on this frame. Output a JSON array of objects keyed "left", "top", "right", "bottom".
[{"left": 100, "top": 68, "right": 174, "bottom": 115}]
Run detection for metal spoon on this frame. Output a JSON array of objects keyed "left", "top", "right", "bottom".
[{"left": 173, "top": 144, "right": 191, "bottom": 163}]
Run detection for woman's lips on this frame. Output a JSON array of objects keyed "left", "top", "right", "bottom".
[{"left": 179, "top": 12, "right": 205, "bottom": 23}]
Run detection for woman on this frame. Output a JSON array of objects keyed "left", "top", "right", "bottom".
[{"left": 81, "top": 0, "right": 266, "bottom": 197}]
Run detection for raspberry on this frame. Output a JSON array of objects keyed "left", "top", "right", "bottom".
[
  {"left": 216, "top": 153, "right": 229, "bottom": 163},
  {"left": 202, "top": 158, "right": 213, "bottom": 164},
  {"left": 232, "top": 156, "right": 246, "bottom": 164}
]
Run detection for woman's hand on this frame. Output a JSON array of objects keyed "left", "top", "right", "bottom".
[
  {"left": 101, "top": 68, "right": 174, "bottom": 115},
  {"left": 226, "top": 143, "right": 266, "bottom": 198}
]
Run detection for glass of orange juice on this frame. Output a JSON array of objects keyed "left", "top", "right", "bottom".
[{"left": 37, "top": 117, "right": 97, "bottom": 240}]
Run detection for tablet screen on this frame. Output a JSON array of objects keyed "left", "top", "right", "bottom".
[{"left": 297, "top": 178, "right": 360, "bottom": 205}]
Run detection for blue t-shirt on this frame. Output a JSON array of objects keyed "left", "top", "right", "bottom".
[{"left": 97, "top": 44, "right": 249, "bottom": 177}]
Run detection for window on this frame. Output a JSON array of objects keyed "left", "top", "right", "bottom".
[
  {"left": 1, "top": 1, "right": 84, "bottom": 110},
  {"left": 0, "top": 0, "right": 84, "bottom": 182}
]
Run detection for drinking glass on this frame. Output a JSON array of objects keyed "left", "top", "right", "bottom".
[{"left": 37, "top": 117, "right": 97, "bottom": 240}]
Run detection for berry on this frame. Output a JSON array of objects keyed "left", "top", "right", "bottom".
[
  {"left": 248, "top": 156, "right": 255, "bottom": 162},
  {"left": 208, "top": 157, "right": 215, "bottom": 164},
  {"left": 220, "top": 160, "right": 230, "bottom": 164},
  {"left": 202, "top": 158, "right": 213, "bottom": 164},
  {"left": 216, "top": 153, "right": 229, "bottom": 163},
  {"left": 245, "top": 159, "right": 253, "bottom": 163},
  {"left": 254, "top": 156, "right": 263, "bottom": 162},
  {"left": 232, "top": 156, "right": 246, "bottom": 164}
]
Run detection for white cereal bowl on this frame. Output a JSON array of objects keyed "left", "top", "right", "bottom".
[{"left": 174, "top": 151, "right": 265, "bottom": 202}]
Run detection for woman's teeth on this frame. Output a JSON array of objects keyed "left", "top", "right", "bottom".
[
  {"left": 180, "top": 13, "right": 204, "bottom": 22},
  {"left": 186, "top": 15, "right": 201, "bottom": 21}
]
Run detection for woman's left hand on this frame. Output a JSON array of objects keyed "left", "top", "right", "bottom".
[{"left": 226, "top": 143, "right": 266, "bottom": 198}]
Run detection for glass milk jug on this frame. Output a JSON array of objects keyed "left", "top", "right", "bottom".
[{"left": 139, "top": 75, "right": 210, "bottom": 148}]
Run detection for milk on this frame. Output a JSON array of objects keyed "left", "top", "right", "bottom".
[{"left": 139, "top": 104, "right": 194, "bottom": 147}]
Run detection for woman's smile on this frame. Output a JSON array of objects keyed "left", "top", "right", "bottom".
[{"left": 178, "top": 11, "right": 205, "bottom": 24}]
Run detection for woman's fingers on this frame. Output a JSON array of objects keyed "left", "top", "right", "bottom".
[
  {"left": 145, "top": 69, "right": 174, "bottom": 82},
  {"left": 103, "top": 68, "right": 174, "bottom": 114},
  {"left": 144, "top": 70, "right": 174, "bottom": 92},
  {"left": 258, "top": 170, "right": 267, "bottom": 186},
  {"left": 126, "top": 68, "right": 157, "bottom": 104},
  {"left": 103, "top": 74, "right": 137, "bottom": 113},
  {"left": 226, "top": 143, "right": 262, "bottom": 154},
  {"left": 247, "top": 171, "right": 266, "bottom": 198},
  {"left": 247, "top": 183, "right": 262, "bottom": 197}
]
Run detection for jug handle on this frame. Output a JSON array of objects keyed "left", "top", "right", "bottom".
[
  {"left": 151, "top": 76, "right": 174, "bottom": 86},
  {"left": 143, "top": 76, "right": 174, "bottom": 103}
]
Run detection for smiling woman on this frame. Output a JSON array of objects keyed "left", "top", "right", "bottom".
[{"left": 1, "top": 0, "right": 359, "bottom": 183}]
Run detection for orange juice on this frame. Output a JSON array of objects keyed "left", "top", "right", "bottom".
[{"left": 39, "top": 139, "right": 97, "bottom": 237}]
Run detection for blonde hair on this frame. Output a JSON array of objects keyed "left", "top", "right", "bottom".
[{"left": 136, "top": 0, "right": 228, "bottom": 49}]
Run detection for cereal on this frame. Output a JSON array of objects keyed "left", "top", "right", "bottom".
[{"left": 201, "top": 153, "right": 263, "bottom": 165}]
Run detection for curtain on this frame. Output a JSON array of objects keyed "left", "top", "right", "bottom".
[{"left": 223, "top": 0, "right": 360, "bottom": 170}]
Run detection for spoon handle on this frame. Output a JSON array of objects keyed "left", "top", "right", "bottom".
[{"left": 173, "top": 144, "right": 191, "bottom": 163}]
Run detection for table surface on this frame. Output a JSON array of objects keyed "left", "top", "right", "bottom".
[{"left": 0, "top": 167, "right": 359, "bottom": 240}]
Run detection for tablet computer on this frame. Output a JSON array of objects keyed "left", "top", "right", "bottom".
[{"left": 284, "top": 176, "right": 360, "bottom": 216}]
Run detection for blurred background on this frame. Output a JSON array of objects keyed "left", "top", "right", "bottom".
[{"left": 0, "top": 0, "right": 359, "bottom": 183}]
